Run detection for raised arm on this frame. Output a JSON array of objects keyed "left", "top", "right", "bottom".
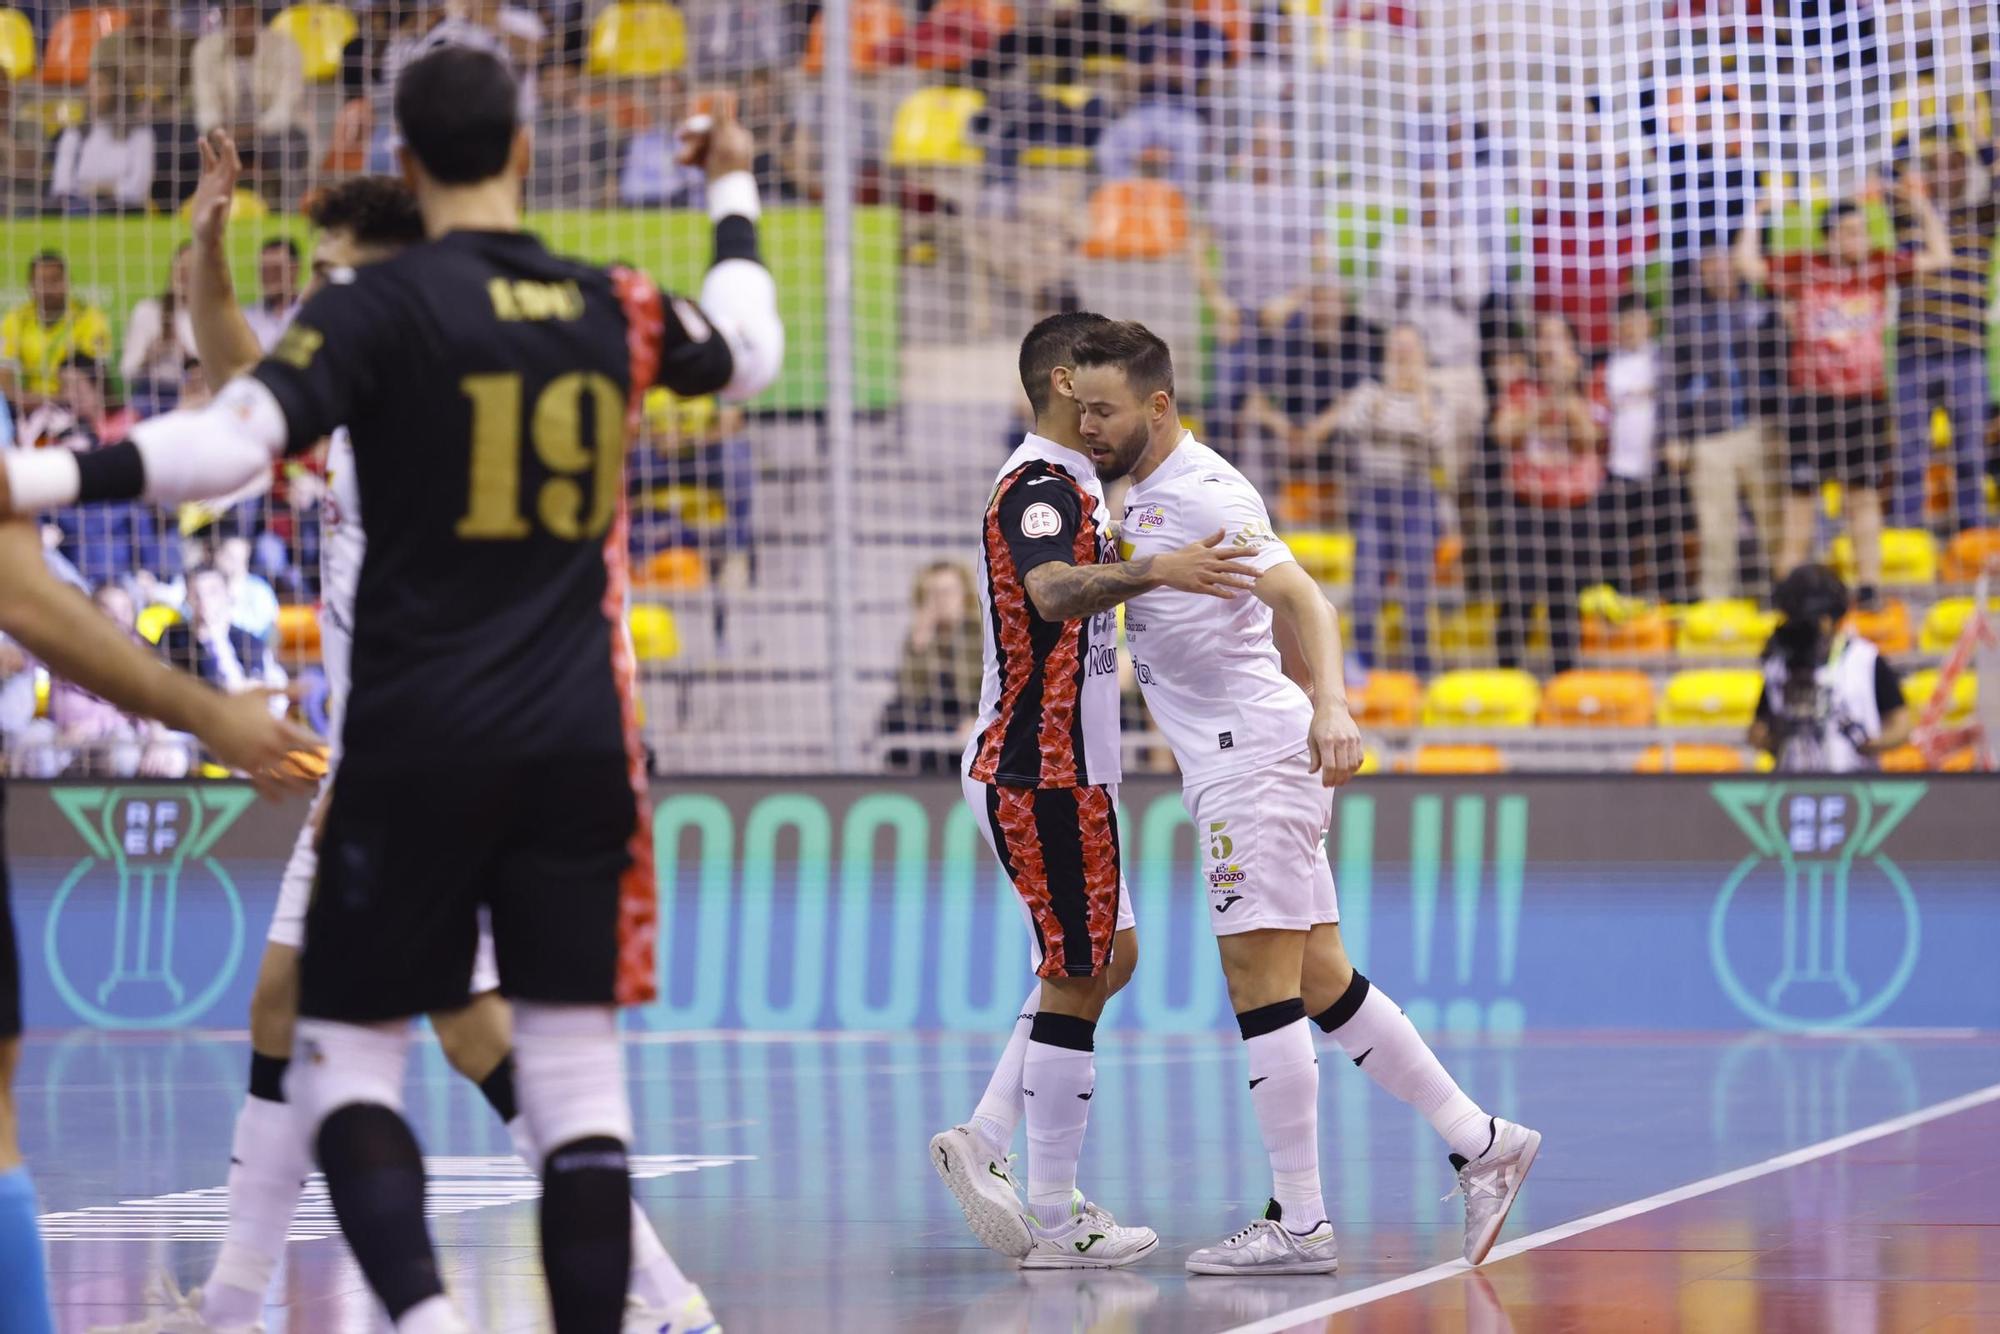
[
  {"left": 1733, "top": 198, "right": 1771, "bottom": 287},
  {"left": 187, "top": 130, "right": 267, "bottom": 384},
  {"left": 1897, "top": 178, "right": 1956, "bottom": 274},
  {"left": 1253, "top": 559, "right": 1363, "bottom": 784}
]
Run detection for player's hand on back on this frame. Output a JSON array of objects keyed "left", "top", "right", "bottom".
[
  {"left": 193, "top": 686, "right": 323, "bottom": 801},
  {"left": 1308, "top": 700, "right": 1365, "bottom": 787},
  {"left": 191, "top": 129, "right": 243, "bottom": 252},
  {"left": 1154, "top": 529, "right": 1261, "bottom": 599}
]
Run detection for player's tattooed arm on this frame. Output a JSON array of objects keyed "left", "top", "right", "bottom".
[{"left": 1024, "top": 529, "right": 1260, "bottom": 622}]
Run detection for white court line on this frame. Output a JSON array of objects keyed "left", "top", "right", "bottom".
[{"left": 1222, "top": 1080, "right": 2000, "bottom": 1334}]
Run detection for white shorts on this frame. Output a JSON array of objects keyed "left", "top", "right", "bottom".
[
  {"left": 269, "top": 770, "right": 501, "bottom": 996},
  {"left": 961, "top": 773, "right": 1137, "bottom": 979},
  {"left": 1184, "top": 751, "right": 1340, "bottom": 936}
]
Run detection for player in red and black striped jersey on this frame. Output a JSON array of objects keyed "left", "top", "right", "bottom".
[
  {"left": 930, "top": 312, "right": 1259, "bottom": 1270},
  {"left": 1, "top": 47, "right": 780, "bottom": 1334}
]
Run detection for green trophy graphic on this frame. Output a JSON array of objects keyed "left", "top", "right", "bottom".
[
  {"left": 44, "top": 786, "right": 252, "bottom": 1028},
  {"left": 1709, "top": 781, "right": 1925, "bottom": 1030}
]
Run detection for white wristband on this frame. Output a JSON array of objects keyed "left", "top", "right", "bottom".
[
  {"left": 4, "top": 448, "right": 82, "bottom": 512},
  {"left": 706, "top": 170, "right": 761, "bottom": 223}
]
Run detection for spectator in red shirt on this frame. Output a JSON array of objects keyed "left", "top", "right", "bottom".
[{"left": 1733, "top": 182, "right": 1952, "bottom": 602}]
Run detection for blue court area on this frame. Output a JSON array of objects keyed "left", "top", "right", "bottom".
[{"left": 22, "top": 1027, "right": 2000, "bottom": 1332}]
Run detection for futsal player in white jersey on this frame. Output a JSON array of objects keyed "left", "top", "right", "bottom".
[
  {"left": 97, "top": 133, "right": 717, "bottom": 1334},
  {"left": 1069, "top": 321, "right": 1542, "bottom": 1274}
]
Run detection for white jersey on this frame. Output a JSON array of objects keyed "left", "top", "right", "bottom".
[
  {"left": 1121, "top": 434, "right": 1312, "bottom": 786},
  {"left": 319, "top": 427, "right": 364, "bottom": 750},
  {"left": 964, "top": 433, "right": 1123, "bottom": 789}
]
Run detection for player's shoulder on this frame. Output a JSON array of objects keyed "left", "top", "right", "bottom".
[{"left": 1178, "top": 439, "right": 1262, "bottom": 503}]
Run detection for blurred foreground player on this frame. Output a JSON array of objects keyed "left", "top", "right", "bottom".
[
  {"left": 90, "top": 139, "right": 719, "bottom": 1334},
  {"left": 0, "top": 519, "right": 317, "bottom": 1334},
  {"left": 931, "top": 313, "right": 1261, "bottom": 1268},
  {"left": 0, "top": 46, "right": 781, "bottom": 1333},
  {"left": 1071, "top": 321, "right": 1542, "bottom": 1273}
]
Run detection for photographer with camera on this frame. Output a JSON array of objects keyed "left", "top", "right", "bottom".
[{"left": 1749, "top": 564, "right": 1911, "bottom": 772}]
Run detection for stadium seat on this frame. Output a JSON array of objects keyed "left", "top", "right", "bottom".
[
  {"left": 1421, "top": 669, "right": 1540, "bottom": 728},
  {"left": 270, "top": 5, "right": 358, "bottom": 84},
  {"left": 1677, "top": 600, "right": 1777, "bottom": 658},
  {"left": 802, "top": 0, "right": 906, "bottom": 74},
  {"left": 1903, "top": 667, "right": 1976, "bottom": 726},
  {"left": 887, "top": 86, "right": 986, "bottom": 168},
  {"left": 586, "top": 1, "right": 687, "bottom": 78},
  {"left": 1844, "top": 598, "right": 1912, "bottom": 655},
  {"left": 1581, "top": 589, "right": 1673, "bottom": 655},
  {"left": 1878, "top": 744, "right": 1926, "bottom": 773},
  {"left": 321, "top": 97, "right": 372, "bottom": 174},
  {"left": 41, "top": 8, "right": 125, "bottom": 86},
  {"left": 1437, "top": 603, "right": 1498, "bottom": 655},
  {"left": 1539, "top": 669, "right": 1653, "bottom": 726},
  {"left": 32, "top": 666, "right": 47, "bottom": 719},
  {"left": 1919, "top": 597, "right": 1998, "bottom": 655},
  {"left": 640, "top": 548, "right": 706, "bottom": 590},
  {"left": 178, "top": 188, "right": 268, "bottom": 221},
  {"left": 1659, "top": 667, "right": 1764, "bottom": 728},
  {"left": 1350, "top": 669, "right": 1420, "bottom": 727},
  {"left": 628, "top": 605, "right": 681, "bottom": 661},
  {"left": 1357, "top": 747, "right": 1381, "bottom": 776},
  {"left": 276, "top": 604, "right": 320, "bottom": 658},
  {"left": 1943, "top": 528, "right": 2000, "bottom": 582},
  {"left": 0, "top": 9, "right": 35, "bottom": 80},
  {"left": 1405, "top": 744, "right": 1505, "bottom": 774},
  {"left": 1286, "top": 531, "right": 1353, "bottom": 585},
  {"left": 1434, "top": 535, "right": 1462, "bottom": 586},
  {"left": 1830, "top": 529, "right": 1939, "bottom": 586},
  {"left": 1079, "top": 178, "right": 1191, "bottom": 259},
  {"left": 136, "top": 604, "right": 180, "bottom": 644},
  {"left": 906, "top": 0, "right": 1015, "bottom": 72},
  {"left": 1634, "top": 743, "right": 1746, "bottom": 773}
]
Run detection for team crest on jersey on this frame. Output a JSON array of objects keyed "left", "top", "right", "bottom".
[
  {"left": 1021, "top": 502, "right": 1063, "bottom": 538},
  {"left": 1129, "top": 503, "right": 1168, "bottom": 532}
]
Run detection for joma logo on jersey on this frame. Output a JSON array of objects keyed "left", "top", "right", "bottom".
[{"left": 487, "top": 278, "right": 585, "bottom": 322}]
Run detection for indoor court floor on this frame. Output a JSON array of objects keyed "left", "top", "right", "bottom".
[{"left": 21, "top": 1028, "right": 2000, "bottom": 1333}]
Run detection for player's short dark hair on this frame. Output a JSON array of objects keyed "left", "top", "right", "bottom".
[
  {"left": 1017, "top": 311, "right": 1112, "bottom": 416},
  {"left": 59, "top": 352, "right": 102, "bottom": 379},
  {"left": 27, "top": 247, "right": 62, "bottom": 279},
  {"left": 1616, "top": 291, "right": 1651, "bottom": 317},
  {"left": 260, "top": 237, "right": 301, "bottom": 260},
  {"left": 1820, "top": 199, "right": 1864, "bottom": 238},
  {"left": 308, "top": 176, "right": 425, "bottom": 247},
  {"left": 1069, "top": 319, "right": 1176, "bottom": 402},
  {"left": 394, "top": 46, "right": 519, "bottom": 186}
]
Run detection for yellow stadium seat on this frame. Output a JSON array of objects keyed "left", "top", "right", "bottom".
[
  {"left": 1438, "top": 603, "right": 1497, "bottom": 655},
  {"left": 628, "top": 605, "right": 680, "bottom": 662},
  {"left": 276, "top": 603, "right": 320, "bottom": 658},
  {"left": 136, "top": 604, "right": 182, "bottom": 643},
  {"left": 33, "top": 666, "right": 48, "bottom": 719},
  {"left": 178, "top": 188, "right": 269, "bottom": 221},
  {"left": 1421, "top": 669, "right": 1540, "bottom": 728},
  {"left": 1634, "top": 742, "right": 1746, "bottom": 773},
  {"left": 1660, "top": 668, "right": 1765, "bottom": 728},
  {"left": 269, "top": 5, "right": 358, "bottom": 84},
  {"left": 1286, "top": 531, "right": 1353, "bottom": 585},
  {"left": 1943, "top": 528, "right": 2000, "bottom": 582},
  {"left": 1356, "top": 747, "right": 1381, "bottom": 776},
  {"left": 0, "top": 9, "right": 36, "bottom": 80},
  {"left": 1844, "top": 598, "right": 1911, "bottom": 655},
  {"left": 1079, "top": 177, "right": 1191, "bottom": 259},
  {"left": 1350, "top": 670, "right": 1421, "bottom": 727},
  {"left": 1919, "top": 597, "right": 1998, "bottom": 655},
  {"left": 587, "top": 0, "right": 687, "bottom": 78},
  {"left": 887, "top": 86, "right": 985, "bottom": 168},
  {"left": 1539, "top": 669, "right": 1654, "bottom": 727},
  {"left": 1405, "top": 744, "right": 1506, "bottom": 774},
  {"left": 1903, "top": 668, "right": 1976, "bottom": 726},
  {"left": 1830, "top": 529, "right": 1939, "bottom": 586},
  {"left": 1677, "top": 600, "right": 1778, "bottom": 658}
]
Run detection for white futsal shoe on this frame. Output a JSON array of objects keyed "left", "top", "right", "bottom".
[
  {"left": 1019, "top": 1193, "right": 1158, "bottom": 1269},
  {"left": 1450, "top": 1117, "right": 1543, "bottom": 1264},
  {"left": 624, "top": 1286, "right": 721, "bottom": 1334},
  {"left": 1186, "top": 1201, "right": 1339, "bottom": 1276},
  {"left": 88, "top": 1272, "right": 260, "bottom": 1334},
  {"left": 930, "top": 1124, "right": 1034, "bottom": 1259}
]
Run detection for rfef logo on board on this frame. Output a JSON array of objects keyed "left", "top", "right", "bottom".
[{"left": 43, "top": 786, "right": 253, "bottom": 1029}]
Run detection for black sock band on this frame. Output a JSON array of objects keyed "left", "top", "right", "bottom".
[
  {"left": 1313, "top": 971, "right": 1372, "bottom": 1034},
  {"left": 249, "top": 1052, "right": 290, "bottom": 1104},
  {"left": 1236, "top": 997, "right": 1308, "bottom": 1041},
  {"left": 74, "top": 440, "right": 146, "bottom": 502},
  {"left": 714, "top": 215, "right": 761, "bottom": 265},
  {"left": 542, "top": 1136, "right": 632, "bottom": 1334},
  {"left": 477, "top": 1053, "right": 518, "bottom": 1124},
  {"left": 316, "top": 1103, "right": 442, "bottom": 1319},
  {"left": 1029, "top": 1011, "right": 1096, "bottom": 1052}
]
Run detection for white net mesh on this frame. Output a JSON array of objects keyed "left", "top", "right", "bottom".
[{"left": 0, "top": 0, "right": 1993, "bottom": 775}]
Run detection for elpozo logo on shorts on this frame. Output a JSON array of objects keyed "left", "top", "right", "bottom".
[{"left": 43, "top": 786, "right": 253, "bottom": 1029}]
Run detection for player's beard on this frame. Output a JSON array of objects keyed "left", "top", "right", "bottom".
[{"left": 1092, "top": 420, "right": 1151, "bottom": 482}]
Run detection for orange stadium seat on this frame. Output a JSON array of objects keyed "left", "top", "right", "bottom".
[
  {"left": 1944, "top": 528, "right": 2000, "bottom": 581},
  {"left": 276, "top": 604, "right": 321, "bottom": 658},
  {"left": 1080, "top": 179, "right": 1191, "bottom": 259},
  {"left": 1350, "top": 670, "right": 1420, "bottom": 727},
  {"left": 802, "top": 0, "right": 906, "bottom": 74},
  {"left": 1405, "top": 744, "right": 1505, "bottom": 774},
  {"left": 1878, "top": 744, "right": 1926, "bottom": 773},
  {"left": 1844, "top": 598, "right": 1911, "bottom": 655},
  {"left": 1634, "top": 743, "right": 1746, "bottom": 773},
  {"left": 1434, "top": 535, "right": 1462, "bottom": 586},
  {"left": 1582, "top": 606, "right": 1673, "bottom": 656},
  {"left": 640, "top": 548, "right": 706, "bottom": 590},
  {"left": 41, "top": 7, "right": 125, "bottom": 86},
  {"left": 1540, "top": 670, "right": 1653, "bottom": 727}
]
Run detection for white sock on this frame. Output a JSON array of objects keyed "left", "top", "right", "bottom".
[
  {"left": 1319, "top": 974, "right": 1493, "bottom": 1161},
  {"left": 1021, "top": 1016, "right": 1096, "bottom": 1228},
  {"left": 969, "top": 990, "right": 1038, "bottom": 1155},
  {"left": 1242, "top": 1008, "right": 1325, "bottom": 1229},
  {"left": 203, "top": 1093, "right": 314, "bottom": 1325},
  {"left": 394, "top": 1294, "right": 468, "bottom": 1334},
  {"left": 507, "top": 1114, "right": 694, "bottom": 1310}
]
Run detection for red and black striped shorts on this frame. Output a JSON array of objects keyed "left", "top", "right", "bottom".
[{"left": 964, "top": 776, "right": 1128, "bottom": 979}]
